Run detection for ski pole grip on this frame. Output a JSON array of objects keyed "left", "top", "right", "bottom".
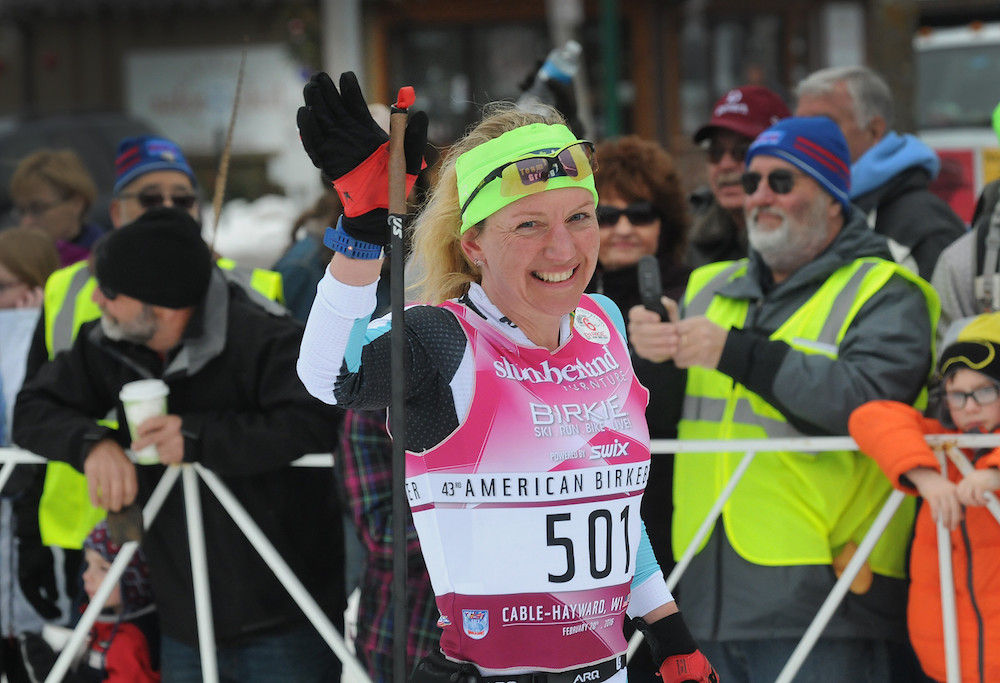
[{"left": 388, "top": 87, "right": 412, "bottom": 220}]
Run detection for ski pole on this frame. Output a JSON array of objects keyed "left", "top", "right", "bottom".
[{"left": 388, "top": 84, "right": 415, "bottom": 683}]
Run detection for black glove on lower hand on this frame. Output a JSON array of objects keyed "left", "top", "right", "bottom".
[
  {"left": 633, "top": 612, "right": 719, "bottom": 683},
  {"left": 18, "top": 540, "right": 61, "bottom": 620}
]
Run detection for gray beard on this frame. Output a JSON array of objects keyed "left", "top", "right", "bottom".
[
  {"left": 100, "top": 305, "right": 157, "bottom": 345},
  {"left": 747, "top": 199, "right": 831, "bottom": 275}
]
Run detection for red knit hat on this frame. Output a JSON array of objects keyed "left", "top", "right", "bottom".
[{"left": 693, "top": 86, "right": 791, "bottom": 143}]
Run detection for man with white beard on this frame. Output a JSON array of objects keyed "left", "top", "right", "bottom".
[{"left": 627, "top": 116, "right": 940, "bottom": 682}]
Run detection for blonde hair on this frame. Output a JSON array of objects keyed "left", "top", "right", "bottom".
[
  {"left": 409, "top": 102, "right": 565, "bottom": 304},
  {"left": 10, "top": 148, "right": 98, "bottom": 214},
  {"left": 0, "top": 227, "right": 61, "bottom": 287}
]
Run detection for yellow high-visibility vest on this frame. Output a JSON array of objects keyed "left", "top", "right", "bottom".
[{"left": 674, "top": 257, "right": 939, "bottom": 578}]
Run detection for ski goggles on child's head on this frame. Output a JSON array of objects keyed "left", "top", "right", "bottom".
[{"left": 457, "top": 123, "right": 599, "bottom": 233}]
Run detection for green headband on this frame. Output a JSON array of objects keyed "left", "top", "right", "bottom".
[{"left": 455, "top": 123, "right": 599, "bottom": 233}]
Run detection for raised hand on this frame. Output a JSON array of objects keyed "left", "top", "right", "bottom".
[{"left": 297, "top": 71, "right": 428, "bottom": 247}]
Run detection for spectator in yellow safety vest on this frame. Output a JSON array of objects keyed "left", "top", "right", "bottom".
[{"left": 629, "top": 115, "right": 939, "bottom": 682}]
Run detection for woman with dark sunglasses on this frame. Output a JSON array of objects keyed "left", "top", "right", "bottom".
[
  {"left": 586, "top": 136, "right": 691, "bottom": 322},
  {"left": 295, "top": 71, "right": 715, "bottom": 683}
]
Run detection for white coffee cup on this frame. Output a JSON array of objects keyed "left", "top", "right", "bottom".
[{"left": 118, "top": 379, "right": 169, "bottom": 465}]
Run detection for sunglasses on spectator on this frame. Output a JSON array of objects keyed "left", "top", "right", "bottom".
[
  {"left": 460, "top": 141, "right": 596, "bottom": 216},
  {"left": 118, "top": 190, "right": 198, "bottom": 211},
  {"left": 944, "top": 383, "right": 1000, "bottom": 410},
  {"left": 707, "top": 140, "right": 750, "bottom": 164},
  {"left": 596, "top": 201, "right": 660, "bottom": 228},
  {"left": 740, "top": 169, "right": 802, "bottom": 195}
]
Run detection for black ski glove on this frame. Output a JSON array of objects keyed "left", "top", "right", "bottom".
[{"left": 297, "top": 71, "right": 427, "bottom": 246}]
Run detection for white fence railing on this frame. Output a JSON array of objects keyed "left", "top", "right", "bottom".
[
  {"left": 633, "top": 434, "right": 1000, "bottom": 683},
  {"left": 6, "top": 433, "right": 999, "bottom": 683},
  {"left": 0, "top": 448, "right": 371, "bottom": 683}
]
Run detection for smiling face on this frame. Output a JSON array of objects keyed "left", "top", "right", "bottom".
[
  {"left": 596, "top": 191, "right": 661, "bottom": 271},
  {"left": 744, "top": 155, "right": 841, "bottom": 281},
  {"left": 946, "top": 368, "right": 1000, "bottom": 433},
  {"left": 461, "top": 187, "right": 599, "bottom": 348}
]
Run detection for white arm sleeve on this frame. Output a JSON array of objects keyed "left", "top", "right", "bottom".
[{"left": 297, "top": 268, "right": 380, "bottom": 405}]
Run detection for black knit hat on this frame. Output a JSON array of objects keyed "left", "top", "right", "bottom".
[{"left": 94, "top": 206, "right": 212, "bottom": 309}]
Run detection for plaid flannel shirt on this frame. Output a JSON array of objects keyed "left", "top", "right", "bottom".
[{"left": 339, "top": 408, "right": 440, "bottom": 682}]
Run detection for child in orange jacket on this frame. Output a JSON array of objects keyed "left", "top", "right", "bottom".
[{"left": 849, "top": 313, "right": 1000, "bottom": 683}]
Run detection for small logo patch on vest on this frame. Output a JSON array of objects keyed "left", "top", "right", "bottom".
[
  {"left": 573, "top": 309, "right": 611, "bottom": 344},
  {"left": 462, "top": 609, "right": 489, "bottom": 639}
]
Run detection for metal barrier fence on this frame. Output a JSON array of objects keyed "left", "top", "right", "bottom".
[
  {"left": 632, "top": 434, "right": 1000, "bottom": 683},
  {"left": 0, "top": 448, "right": 371, "bottom": 683},
  {"left": 5, "top": 433, "right": 999, "bottom": 683}
]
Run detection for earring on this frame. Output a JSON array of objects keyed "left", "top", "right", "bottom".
[{"left": 474, "top": 259, "right": 482, "bottom": 267}]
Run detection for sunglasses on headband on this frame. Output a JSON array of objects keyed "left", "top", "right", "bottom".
[
  {"left": 460, "top": 141, "right": 596, "bottom": 216},
  {"left": 118, "top": 190, "right": 198, "bottom": 211},
  {"left": 740, "top": 169, "right": 803, "bottom": 195},
  {"left": 596, "top": 201, "right": 659, "bottom": 228}
]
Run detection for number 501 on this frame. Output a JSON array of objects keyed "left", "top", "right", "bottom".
[{"left": 546, "top": 507, "right": 631, "bottom": 583}]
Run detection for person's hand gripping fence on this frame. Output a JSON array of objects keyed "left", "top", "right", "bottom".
[{"left": 297, "top": 71, "right": 427, "bottom": 247}]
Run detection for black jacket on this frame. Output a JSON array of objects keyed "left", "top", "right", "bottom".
[
  {"left": 853, "top": 165, "right": 966, "bottom": 281},
  {"left": 13, "top": 272, "right": 345, "bottom": 646},
  {"left": 685, "top": 189, "right": 748, "bottom": 269}
]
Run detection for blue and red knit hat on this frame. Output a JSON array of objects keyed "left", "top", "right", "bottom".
[
  {"left": 745, "top": 116, "right": 852, "bottom": 216},
  {"left": 113, "top": 135, "right": 197, "bottom": 195}
]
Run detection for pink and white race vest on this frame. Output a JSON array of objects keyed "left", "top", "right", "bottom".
[{"left": 405, "top": 295, "right": 651, "bottom": 672}]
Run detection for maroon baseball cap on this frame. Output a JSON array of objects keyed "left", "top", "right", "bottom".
[{"left": 693, "top": 86, "right": 791, "bottom": 143}]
